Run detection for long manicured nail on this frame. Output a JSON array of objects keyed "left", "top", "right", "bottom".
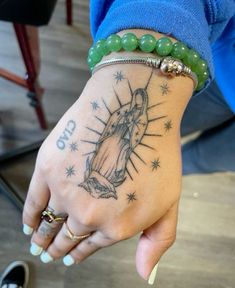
[
  {"left": 63, "top": 255, "right": 75, "bottom": 266},
  {"left": 30, "top": 243, "right": 43, "bottom": 256},
  {"left": 23, "top": 224, "right": 33, "bottom": 235},
  {"left": 148, "top": 263, "right": 159, "bottom": 285},
  {"left": 40, "top": 251, "right": 54, "bottom": 263}
]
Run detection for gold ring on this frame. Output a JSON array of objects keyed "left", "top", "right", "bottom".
[
  {"left": 64, "top": 222, "right": 91, "bottom": 242},
  {"left": 41, "top": 208, "right": 67, "bottom": 224}
]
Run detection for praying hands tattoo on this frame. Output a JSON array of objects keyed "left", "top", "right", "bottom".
[
  {"left": 56, "top": 69, "right": 172, "bottom": 201},
  {"left": 78, "top": 70, "right": 170, "bottom": 200}
]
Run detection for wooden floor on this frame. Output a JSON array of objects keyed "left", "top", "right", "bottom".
[{"left": 0, "top": 1, "right": 235, "bottom": 287}]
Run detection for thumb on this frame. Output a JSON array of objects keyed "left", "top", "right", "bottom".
[{"left": 136, "top": 201, "right": 179, "bottom": 284}]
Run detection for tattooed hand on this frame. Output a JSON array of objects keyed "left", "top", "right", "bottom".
[{"left": 22, "top": 30, "right": 194, "bottom": 283}]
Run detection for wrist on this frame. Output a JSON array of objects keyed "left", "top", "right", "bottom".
[{"left": 88, "top": 29, "right": 209, "bottom": 91}]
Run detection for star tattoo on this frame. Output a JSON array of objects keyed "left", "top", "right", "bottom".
[
  {"left": 90, "top": 101, "right": 100, "bottom": 111},
  {"left": 65, "top": 165, "right": 75, "bottom": 177},
  {"left": 164, "top": 120, "right": 172, "bottom": 132},
  {"left": 151, "top": 158, "right": 160, "bottom": 171},
  {"left": 127, "top": 192, "right": 137, "bottom": 203},
  {"left": 160, "top": 83, "right": 170, "bottom": 95},
  {"left": 114, "top": 71, "right": 125, "bottom": 84},
  {"left": 69, "top": 142, "right": 78, "bottom": 152}
]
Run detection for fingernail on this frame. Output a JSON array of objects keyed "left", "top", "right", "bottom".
[
  {"left": 148, "top": 263, "right": 159, "bottom": 285},
  {"left": 63, "top": 255, "right": 75, "bottom": 266},
  {"left": 30, "top": 243, "right": 43, "bottom": 256},
  {"left": 40, "top": 251, "right": 54, "bottom": 263},
  {"left": 23, "top": 224, "right": 33, "bottom": 235}
]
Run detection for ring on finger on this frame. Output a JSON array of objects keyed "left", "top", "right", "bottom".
[
  {"left": 41, "top": 207, "right": 67, "bottom": 224},
  {"left": 64, "top": 222, "right": 91, "bottom": 242},
  {"left": 37, "top": 208, "right": 67, "bottom": 239}
]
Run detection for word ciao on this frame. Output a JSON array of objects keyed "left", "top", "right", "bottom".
[{"left": 56, "top": 120, "right": 76, "bottom": 150}]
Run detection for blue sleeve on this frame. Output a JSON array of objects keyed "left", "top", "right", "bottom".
[{"left": 90, "top": 0, "right": 235, "bottom": 87}]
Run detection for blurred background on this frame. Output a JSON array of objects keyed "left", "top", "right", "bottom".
[{"left": 0, "top": 0, "right": 234, "bottom": 287}]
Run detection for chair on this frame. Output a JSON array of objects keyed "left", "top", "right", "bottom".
[{"left": 0, "top": 0, "right": 73, "bottom": 210}]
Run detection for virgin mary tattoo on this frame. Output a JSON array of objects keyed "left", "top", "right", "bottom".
[{"left": 79, "top": 70, "right": 167, "bottom": 200}]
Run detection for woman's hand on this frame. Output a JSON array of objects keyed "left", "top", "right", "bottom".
[{"left": 22, "top": 30, "right": 193, "bottom": 283}]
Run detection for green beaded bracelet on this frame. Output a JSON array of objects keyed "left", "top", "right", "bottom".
[{"left": 88, "top": 33, "right": 209, "bottom": 91}]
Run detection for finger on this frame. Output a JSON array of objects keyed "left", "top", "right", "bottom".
[
  {"left": 62, "top": 231, "right": 109, "bottom": 266},
  {"left": 41, "top": 217, "right": 93, "bottom": 263},
  {"left": 22, "top": 170, "right": 50, "bottom": 235},
  {"left": 136, "top": 201, "right": 179, "bottom": 284},
  {"left": 30, "top": 200, "right": 67, "bottom": 256}
]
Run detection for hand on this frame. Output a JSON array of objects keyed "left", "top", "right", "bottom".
[{"left": 22, "top": 31, "right": 193, "bottom": 283}]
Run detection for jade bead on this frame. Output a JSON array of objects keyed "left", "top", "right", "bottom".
[
  {"left": 121, "top": 33, "right": 138, "bottom": 51},
  {"left": 95, "top": 39, "right": 109, "bottom": 56},
  {"left": 87, "top": 57, "right": 95, "bottom": 68},
  {"left": 171, "top": 42, "right": 188, "bottom": 59},
  {"left": 88, "top": 47, "right": 102, "bottom": 63},
  {"left": 183, "top": 49, "right": 200, "bottom": 67},
  {"left": 198, "top": 70, "right": 209, "bottom": 82},
  {"left": 196, "top": 81, "right": 205, "bottom": 91},
  {"left": 194, "top": 59, "right": 208, "bottom": 75},
  {"left": 106, "top": 34, "right": 122, "bottom": 52},
  {"left": 156, "top": 37, "right": 173, "bottom": 56},
  {"left": 139, "top": 34, "right": 156, "bottom": 53}
]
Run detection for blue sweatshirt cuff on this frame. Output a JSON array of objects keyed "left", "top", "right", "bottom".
[{"left": 92, "top": 0, "right": 214, "bottom": 89}]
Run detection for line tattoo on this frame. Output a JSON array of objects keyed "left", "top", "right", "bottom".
[
  {"left": 127, "top": 192, "right": 137, "bottom": 203},
  {"left": 69, "top": 142, "right": 78, "bottom": 152},
  {"left": 164, "top": 120, "right": 172, "bottom": 132},
  {"left": 86, "top": 126, "right": 102, "bottom": 136},
  {"left": 66, "top": 165, "right": 76, "bottom": 177},
  {"left": 37, "top": 221, "right": 61, "bottom": 239},
  {"left": 91, "top": 101, "right": 100, "bottom": 110},
  {"left": 56, "top": 120, "right": 76, "bottom": 150},
  {"left": 160, "top": 82, "right": 170, "bottom": 96},
  {"left": 114, "top": 71, "right": 125, "bottom": 84},
  {"left": 151, "top": 158, "right": 160, "bottom": 171},
  {"left": 78, "top": 69, "right": 165, "bottom": 200}
]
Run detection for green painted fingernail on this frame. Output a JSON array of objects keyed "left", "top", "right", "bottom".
[
  {"left": 63, "top": 255, "right": 75, "bottom": 266},
  {"left": 40, "top": 251, "right": 54, "bottom": 263},
  {"left": 23, "top": 224, "right": 33, "bottom": 235},
  {"left": 30, "top": 243, "right": 43, "bottom": 256}
]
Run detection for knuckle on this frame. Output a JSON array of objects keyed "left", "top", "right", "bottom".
[
  {"left": 26, "top": 194, "right": 44, "bottom": 212},
  {"left": 23, "top": 207, "right": 40, "bottom": 225},
  {"left": 109, "top": 224, "right": 134, "bottom": 242},
  {"left": 49, "top": 243, "right": 64, "bottom": 257},
  {"left": 161, "top": 234, "right": 177, "bottom": 250},
  {"left": 31, "top": 234, "right": 48, "bottom": 249},
  {"left": 85, "top": 238, "right": 98, "bottom": 249},
  {"left": 36, "top": 146, "right": 52, "bottom": 173},
  {"left": 72, "top": 248, "right": 86, "bottom": 262},
  {"left": 79, "top": 212, "right": 96, "bottom": 227}
]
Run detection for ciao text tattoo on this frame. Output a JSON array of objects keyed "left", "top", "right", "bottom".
[
  {"left": 127, "top": 192, "right": 137, "bottom": 203},
  {"left": 56, "top": 120, "right": 76, "bottom": 150},
  {"left": 114, "top": 71, "right": 125, "bottom": 84},
  {"left": 78, "top": 69, "right": 169, "bottom": 200}
]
